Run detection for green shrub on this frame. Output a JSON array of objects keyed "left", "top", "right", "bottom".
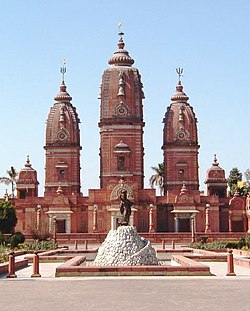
[
  {"left": 21, "top": 240, "right": 56, "bottom": 251},
  {"left": 245, "top": 235, "right": 250, "bottom": 248},
  {"left": 0, "top": 245, "right": 9, "bottom": 263},
  {"left": 0, "top": 232, "right": 5, "bottom": 245},
  {"left": 200, "top": 236, "right": 208, "bottom": 244},
  {"left": 190, "top": 240, "right": 229, "bottom": 250},
  {"left": 238, "top": 237, "right": 246, "bottom": 249},
  {"left": 191, "top": 237, "right": 250, "bottom": 250},
  {"left": 9, "top": 232, "right": 25, "bottom": 249}
]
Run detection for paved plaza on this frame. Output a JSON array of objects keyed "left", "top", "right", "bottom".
[
  {"left": 1, "top": 257, "right": 250, "bottom": 311},
  {"left": 1, "top": 276, "right": 250, "bottom": 311}
]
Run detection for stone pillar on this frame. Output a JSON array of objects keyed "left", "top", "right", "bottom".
[
  {"left": 149, "top": 204, "right": 155, "bottom": 233},
  {"left": 65, "top": 215, "right": 71, "bottom": 233},
  {"left": 228, "top": 210, "right": 232, "bottom": 232},
  {"left": 247, "top": 211, "right": 250, "bottom": 234},
  {"left": 205, "top": 204, "right": 211, "bottom": 233},
  {"left": 243, "top": 213, "right": 247, "bottom": 233},
  {"left": 191, "top": 215, "right": 196, "bottom": 243},
  {"left": 93, "top": 205, "right": 98, "bottom": 232},
  {"left": 174, "top": 216, "right": 179, "bottom": 232},
  {"left": 53, "top": 216, "right": 57, "bottom": 245},
  {"left": 36, "top": 205, "right": 41, "bottom": 231},
  {"left": 48, "top": 216, "right": 53, "bottom": 234}
]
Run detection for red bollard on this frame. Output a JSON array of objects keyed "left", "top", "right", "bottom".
[
  {"left": 171, "top": 239, "right": 175, "bottom": 250},
  {"left": 162, "top": 239, "right": 166, "bottom": 250},
  {"left": 74, "top": 240, "right": 78, "bottom": 250},
  {"left": 6, "top": 252, "right": 17, "bottom": 278},
  {"left": 85, "top": 240, "right": 88, "bottom": 250},
  {"left": 226, "top": 249, "right": 236, "bottom": 276},
  {"left": 31, "top": 251, "right": 41, "bottom": 278}
]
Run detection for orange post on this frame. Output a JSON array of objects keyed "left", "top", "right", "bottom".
[
  {"left": 85, "top": 240, "right": 88, "bottom": 250},
  {"left": 6, "top": 252, "right": 17, "bottom": 278},
  {"left": 171, "top": 239, "right": 175, "bottom": 250},
  {"left": 74, "top": 240, "right": 78, "bottom": 250},
  {"left": 226, "top": 249, "right": 236, "bottom": 276},
  {"left": 31, "top": 251, "right": 41, "bottom": 278},
  {"left": 162, "top": 239, "right": 165, "bottom": 250}
]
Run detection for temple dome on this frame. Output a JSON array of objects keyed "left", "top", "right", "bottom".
[
  {"left": 45, "top": 79, "right": 80, "bottom": 146},
  {"left": 108, "top": 34, "right": 134, "bottom": 67},
  {"left": 54, "top": 81, "right": 72, "bottom": 102},
  {"left": 171, "top": 81, "right": 189, "bottom": 102},
  {"left": 205, "top": 155, "right": 226, "bottom": 181}
]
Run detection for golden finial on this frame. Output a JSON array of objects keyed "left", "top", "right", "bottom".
[{"left": 118, "top": 21, "right": 124, "bottom": 38}]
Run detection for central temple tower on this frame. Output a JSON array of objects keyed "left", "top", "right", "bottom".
[
  {"left": 162, "top": 71, "right": 200, "bottom": 193},
  {"left": 98, "top": 30, "right": 145, "bottom": 190}
]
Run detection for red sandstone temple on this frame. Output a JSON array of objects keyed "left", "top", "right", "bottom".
[{"left": 8, "top": 31, "right": 249, "bottom": 237}]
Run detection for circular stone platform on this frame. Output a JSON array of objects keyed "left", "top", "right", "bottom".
[{"left": 93, "top": 226, "right": 158, "bottom": 266}]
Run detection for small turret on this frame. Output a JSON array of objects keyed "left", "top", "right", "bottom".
[
  {"left": 16, "top": 156, "right": 39, "bottom": 199},
  {"left": 204, "top": 154, "right": 227, "bottom": 197}
]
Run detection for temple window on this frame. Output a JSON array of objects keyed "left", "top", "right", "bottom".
[
  {"left": 179, "top": 169, "right": 185, "bottom": 178},
  {"left": 20, "top": 190, "right": 26, "bottom": 199},
  {"left": 118, "top": 156, "right": 125, "bottom": 171}
]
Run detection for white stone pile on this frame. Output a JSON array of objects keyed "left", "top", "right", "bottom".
[{"left": 93, "top": 226, "right": 158, "bottom": 266}]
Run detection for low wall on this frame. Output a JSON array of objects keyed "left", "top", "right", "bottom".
[
  {"left": 22, "top": 232, "right": 245, "bottom": 244},
  {"left": 55, "top": 255, "right": 211, "bottom": 277},
  {"left": 0, "top": 258, "right": 28, "bottom": 276},
  {"left": 234, "top": 257, "right": 250, "bottom": 268}
]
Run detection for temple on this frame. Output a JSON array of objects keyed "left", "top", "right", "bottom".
[{"left": 7, "top": 30, "right": 249, "bottom": 237}]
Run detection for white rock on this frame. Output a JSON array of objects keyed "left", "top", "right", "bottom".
[{"left": 93, "top": 226, "right": 158, "bottom": 266}]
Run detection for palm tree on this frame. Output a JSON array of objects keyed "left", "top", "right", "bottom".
[
  {"left": 149, "top": 163, "right": 164, "bottom": 196},
  {"left": 0, "top": 166, "right": 18, "bottom": 198}
]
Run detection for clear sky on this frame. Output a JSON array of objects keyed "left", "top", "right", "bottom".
[{"left": 0, "top": 0, "right": 249, "bottom": 197}]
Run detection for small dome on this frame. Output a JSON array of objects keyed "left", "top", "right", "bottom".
[
  {"left": 171, "top": 82, "right": 189, "bottom": 102},
  {"left": 17, "top": 156, "right": 39, "bottom": 186},
  {"left": 108, "top": 33, "right": 134, "bottom": 67},
  {"left": 205, "top": 155, "right": 226, "bottom": 181},
  {"left": 54, "top": 81, "right": 72, "bottom": 102},
  {"left": 19, "top": 156, "right": 35, "bottom": 172}
]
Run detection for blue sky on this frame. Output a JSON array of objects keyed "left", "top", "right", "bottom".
[{"left": 0, "top": 0, "right": 249, "bottom": 196}]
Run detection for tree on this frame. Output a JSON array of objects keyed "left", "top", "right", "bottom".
[
  {"left": 228, "top": 167, "right": 242, "bottom": 196},
  {"left": 227, "top": 167, "right": 250, "bottom": 196},
  {"left": 0, "top": 166, "right": 18, "bottom": 198},
  {"left": 0, "top": 200, "right": 17, "bottom": 233},
  {"left": 149, "top": 163, "right": 164, "bottom": 196},
  {"left": 245, "top": 169, "right": 250, "bottom": 187}
]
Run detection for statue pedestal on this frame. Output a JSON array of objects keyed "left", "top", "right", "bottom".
[{"left": 93, "top": 226, "right": 158, "bottom": 266}]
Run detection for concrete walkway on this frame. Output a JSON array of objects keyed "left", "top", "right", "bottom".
[
  {"left": 1, "top": 276, "right": 250, "bottom": 311},
  {"left": 1, "top": 249, "right": 250, "bottom": 311}
]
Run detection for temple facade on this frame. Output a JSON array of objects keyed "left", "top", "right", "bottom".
[{"left": 8, "top": 31, "right": 249, "bottom": 236}]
